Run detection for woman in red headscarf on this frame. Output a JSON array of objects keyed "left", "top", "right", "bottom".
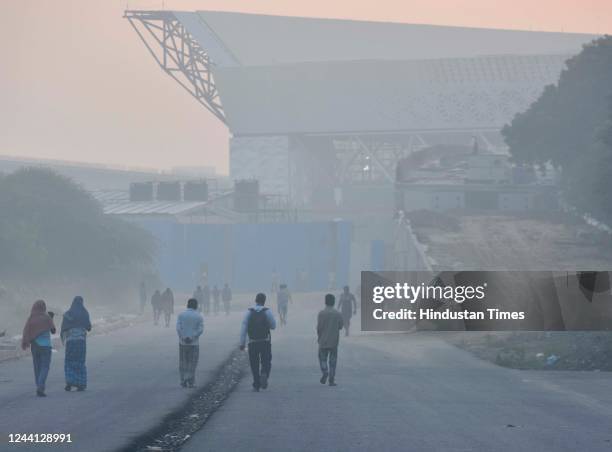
[{"left": 21, "top": 300, "right": 56, "bottom": 397}]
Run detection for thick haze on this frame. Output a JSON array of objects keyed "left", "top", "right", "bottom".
[{"left": 1, "top": 0, "right": 611, "bottom": 173}]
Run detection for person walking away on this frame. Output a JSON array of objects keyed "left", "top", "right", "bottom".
[
  {"left": 276, "top": 284, "right": 292, "bottom": 326},
  {"left": 271, "top": 269, "right": 279, "bottom": 295},
  {"left": 337, "top": 286, "right": 357, "bottom": 337},
  {"left": 222, "top": 283, "right": 232, "bottom": 316},
  {"left": 202, "top": 284, "right": 211, "bottom": 315},
  {"left": 193, "top": 285, "right": 204, "bottom": 313},
  {"left": 61, "top": 296, "right": 92, "bottom": 391},
  {"left": 21, "top": 300, "right": 56, "bottom": 397},
  {"left": 317, "top": 294, "right": 343, "bottom": 386},
  {"left": 328, "top": 271, "right": 337, "bottom": 290},
  {"left": 212, "top": 285, "right": 220, "bottom": 316},
  {"left": 151, "top": 289, "right": 162, "bottom": 325},
  {"left": 176, "top": 298, "right": 204, "bottom": 388},
  {"left": 139, "top": 282, "right": 147, "bottom": 314},
  {"left": 161, "top": 288, "right": 175, "bottom": 327},
  {"left": 239, "top": 293, "right": 276, "bottom": 391}
]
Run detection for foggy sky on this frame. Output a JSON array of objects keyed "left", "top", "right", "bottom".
[{"left": 1, "top": 0, "right": 611, "bottom": 174}]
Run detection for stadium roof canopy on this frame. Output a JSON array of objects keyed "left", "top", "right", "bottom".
[{"left": 126, "top": 11, "right": 597, "bottom": 136}]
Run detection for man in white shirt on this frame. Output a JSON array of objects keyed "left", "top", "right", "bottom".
[{"left": 176, "top": 298, "right": 204, "bottom": 388}]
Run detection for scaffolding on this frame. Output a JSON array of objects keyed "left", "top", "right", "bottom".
[{"left": 125, "top": 10, "right": 226, "bottom": 124}]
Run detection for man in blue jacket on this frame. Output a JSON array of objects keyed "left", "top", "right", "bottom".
[
  {"left": 176, "top": 298, "right": 204, "bottom": 388},
  {"left": 239, "top": 293, "right": 276, "bottom": 391}
]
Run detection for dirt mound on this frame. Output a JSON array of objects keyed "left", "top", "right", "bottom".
[{"left": 407, "top": 209, "right": 460, "bottom": 232}]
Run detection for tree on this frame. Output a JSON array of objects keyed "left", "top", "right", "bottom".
[
  {"left": 0, "top": 168, "right": 155, "bottom": 289},
  {"left": 502, "top": 36, "right": 612, "bottom": 222}
]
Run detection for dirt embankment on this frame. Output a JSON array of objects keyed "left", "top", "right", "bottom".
[
  {"left": 412, "top": 210, "right": 612, "bottom": 371},
  {"left": 411, "top": 211, "right": 612, "bottom": 271},
  {"left": 450, "top": 331, "right": 612, "bottom": 371}
]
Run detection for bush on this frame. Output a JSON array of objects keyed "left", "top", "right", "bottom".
[{"left": 0, "top": 168, "right": 155, "bottom": 290}]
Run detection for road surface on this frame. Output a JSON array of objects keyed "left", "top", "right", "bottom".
[
  {"left": 182, "top": 302, "right": 612, "bottom": 452},
  {"left": 0, "top": 310, "right": 243, "bottom": 452}
]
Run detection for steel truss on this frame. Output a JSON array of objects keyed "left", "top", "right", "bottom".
[
  {"left": 286, "top": 129, "right": 504, "bottom": 208},
  {"left": 295, "top": 130, "right": 500, "bottom": 186},
  {"left": 332, "top": 135, "right": 420, "bottom": 184},
  {"left": 125, "top": 10, "right": 226, "bottom": 124}
]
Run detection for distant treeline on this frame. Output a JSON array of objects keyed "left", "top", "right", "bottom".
[
  {"left": 502, "top": 36, "right": 612, "bottom": 223},
  {"left": 0, "top": 168, "right": 155, "bottom": 296}
]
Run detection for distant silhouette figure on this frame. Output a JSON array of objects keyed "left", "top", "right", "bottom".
[
  {"left": 222, "top": 283, "right": 232, "bottom": 315},
  {"left": 337, "top": 286, "right": 357, "bottom": 336},
  {"left": 161, "top": 288, "right": 175, "bottom": 327},
  {"left": 276, "top": 284, "right": 292, "bottom": 326},
  {"left": 212, "top": 285, "right": 220, "bottom": 316}
]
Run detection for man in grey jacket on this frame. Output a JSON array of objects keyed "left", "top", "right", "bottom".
[
  {"left": 317, "top": 294, "right": 344, "bottom": 386},
  {"left": 176, "top": 298, "right": 204, "bottom": 387}
]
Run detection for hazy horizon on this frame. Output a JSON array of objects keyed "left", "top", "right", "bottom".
[{"left": 1, "top": 0, "right": 611, "bottom": 174}]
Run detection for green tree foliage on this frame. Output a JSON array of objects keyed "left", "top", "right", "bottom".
[
  {"left": 502, "top": 36, "right": 612, "bottom": 221},
  {"left": 0, "top": 168, "right": 155, "bottom": 285}
]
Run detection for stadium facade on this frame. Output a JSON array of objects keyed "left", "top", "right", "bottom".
[{"left": 125, "top": 10, "right": 596, "bottom": 208}]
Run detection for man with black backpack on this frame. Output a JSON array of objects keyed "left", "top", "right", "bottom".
[{"left": 239, "top": 293, "right": 276, "bottom": 392}]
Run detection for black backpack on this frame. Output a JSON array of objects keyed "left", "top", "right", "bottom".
[{"left": 247, "top": 308, "right": 270, "bottom": 340}]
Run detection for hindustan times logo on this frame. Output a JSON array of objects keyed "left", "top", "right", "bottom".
[{"left": 372, "top": 282, "right": 487, "bottom": 304}]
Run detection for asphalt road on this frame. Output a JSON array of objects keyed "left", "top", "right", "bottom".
[
  {"left": 182, "top": 302, "right": 612, "bottom": 452},
  {"left": 0, "top": 309, "right": 243, "bottom": 452}
]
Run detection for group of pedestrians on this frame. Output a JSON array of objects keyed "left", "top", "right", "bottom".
[
  {"left": 21, "top": 297, "right": 92, "bottom": 397},
  {"left": 190, "top": 283, "right": 232, "bottom": 316},
  {"left": 175, "top": 283, "right": 356, "bottom": 392},
  {"left": 150, "top": 287, "right": 175, "bottom": 327},
  {"left": 236, "top": 289, "right": 349, "bottom": 391},
  {"left": 20, "top": 284, "right": 358, "bottom": 397}
]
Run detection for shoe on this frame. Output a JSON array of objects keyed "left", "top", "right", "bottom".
[
  {"left": 76, "top": 386, "right": 86, "bottom": 392},
  {"left": 64, "top": 385, "right": 72, "bottom": 392},
  {"left": 260, "top": 374, "right": 268, "bottom": 389},
  {"left": 180, "top": 381, "right": 187, "bottom": 388},
  {"left": 320, "top": 372, "right": 328, "bottom": 384},
  {"left": 329, "top": 379, "right": 337, "bottom": 387},
  {"left": 252, "top": 385, "right": 260, "bottom": 392},
  {"left": 188, "top": 380, "right": 195, "bottom": 388},
  {"left": 36, "top": 390, "right": 46, "bottom": 397}
]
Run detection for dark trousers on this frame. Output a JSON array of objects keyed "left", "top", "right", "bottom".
[
  {"left": 179, "top": 344, "right": 199, "bottom": 385},
  {"left": 248, "top": 341, "right": 272, "bottom": 389},
  {"left": 31, "top": 342, "right": 52, "bottom": 391},
  {"left": 318, "top": 347, "right": 338, "bottom": 380}
]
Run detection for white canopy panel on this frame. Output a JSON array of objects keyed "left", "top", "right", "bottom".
[
  {"left": 158, "top": 11, "right": 598, "bottom": 134},
  {"left": 213, "top": 54, "right": 569, "bottom": 135},
  {"left": 193, "top": 11, "right": 595, "bottom": 66}
]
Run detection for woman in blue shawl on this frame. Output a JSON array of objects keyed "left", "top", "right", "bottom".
[{"left": 61, "top": 296, "right": 92, "bottom": 391}]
